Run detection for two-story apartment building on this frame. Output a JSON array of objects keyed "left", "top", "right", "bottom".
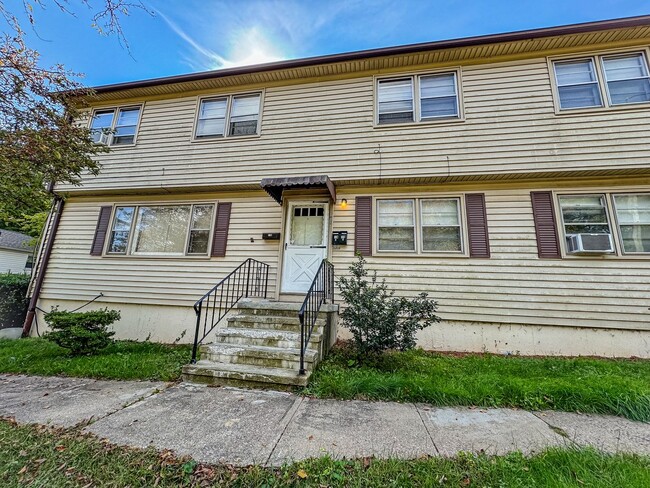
[{"left": 25, "top": 16, "right": 650, "bottom": 374}]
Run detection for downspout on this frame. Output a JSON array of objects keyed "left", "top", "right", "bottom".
[{"left": 22, "top": 195, "right": 65, "bottom": 337}]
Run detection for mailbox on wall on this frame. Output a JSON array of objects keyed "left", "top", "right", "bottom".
[{"left": 332, "top": 231, "right": 348, "bottom": 246}]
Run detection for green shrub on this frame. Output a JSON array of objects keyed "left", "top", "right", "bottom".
[
  {"left": 43, "top": 308, "right": 120, "bottom": 355},
  {"left": 337, "top": 254, "right": 440, "bottom": 360},
  {"left": 0, "top": 273, "right": 30, "bottom": 329}
]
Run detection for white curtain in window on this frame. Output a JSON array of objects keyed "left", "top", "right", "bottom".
[
  {"left": 378, "top": 79, "right": 414, "bottom": 116},
  {"left": 132, "top": 206, "right": 191, "bottom": 254},
  {"left": 378, "top": 200, "right": 415, "bottom": 250},
  {"left": 421, "top": 199, "right": 461, "bottom": 252},
  {"left": 197, "top": 99, "right": 227, "bottom": 136}
]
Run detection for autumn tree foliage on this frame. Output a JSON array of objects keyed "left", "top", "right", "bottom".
[{"left": 0, "top": 1, "right": 149, "bottom": 235}]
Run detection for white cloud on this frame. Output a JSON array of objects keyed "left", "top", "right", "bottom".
[{"left": 156, "top": 0, "right": 402, "bottom": 71}]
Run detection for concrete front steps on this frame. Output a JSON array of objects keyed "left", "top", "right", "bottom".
[{"left": 182, "top": 299, "right": 338, "bottom": 388}]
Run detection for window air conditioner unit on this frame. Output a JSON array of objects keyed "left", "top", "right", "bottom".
[{"left": 566, "top": 233, "right": 614, "bottom": 255}]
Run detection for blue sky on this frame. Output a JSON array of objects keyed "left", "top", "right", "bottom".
[{"left": 11, "top": 0, "right": 650, "bottom": 87}]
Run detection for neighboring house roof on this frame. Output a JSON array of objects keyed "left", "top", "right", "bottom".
[
  {"left": 0, "top": 229, "right": 34, "bottom": 253},
  {"left": 78, "top": 15, "right": 650, "bottom": 102}
]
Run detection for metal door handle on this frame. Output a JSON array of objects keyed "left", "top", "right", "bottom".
[{"left": 310, "top": 245, "right": 326, "bottom": 248}]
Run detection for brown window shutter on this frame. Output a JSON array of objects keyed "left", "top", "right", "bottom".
[
  {"left": 90, "top": 206, "right": 113, "bottom": 256},
  {"left": 211, "top": 202, "right": 232, "bottom": 257},
  {"left": 354, "top": 196, "right": 372, "bottom": 256},
  {"left": 465, "top": 193, "right": 490, "bottom": 258},
  {"left": 530, "top": 191, "right": 561, "bottom": 258}
]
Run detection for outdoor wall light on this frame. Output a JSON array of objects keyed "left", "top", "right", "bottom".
[{"left": 340, "top": 199, "right": 348, "bottom": 209}]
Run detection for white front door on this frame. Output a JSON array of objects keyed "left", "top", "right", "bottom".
[{"left": 281, "top": 202, "right": 329, "bottom": 293}]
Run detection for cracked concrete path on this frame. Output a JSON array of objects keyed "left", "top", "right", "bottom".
[
  {"left": 0, "top": 374, "right": 166, "bottom": 427},
  {"left": 1, "top": 374, "right": 649, "bottom": 466}
]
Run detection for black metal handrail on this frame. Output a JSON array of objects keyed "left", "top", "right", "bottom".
[
  {"left": 298, "top": 259, "right": 334, "bottom": 375},
  {"left": 191, "top": 258, "right": 269, "bottom": 363}
]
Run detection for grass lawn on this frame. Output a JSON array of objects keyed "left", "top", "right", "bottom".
[
  {"left": 305, "top": 346, "right": 650, "bottom": 422},
  {"left": 0, "top": 338, "right": 192, "bottom": 381},
  {"left": 1, "top": 420, "right": 649, "bottom": 487}
]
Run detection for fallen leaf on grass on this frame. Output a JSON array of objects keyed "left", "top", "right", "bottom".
[
  {"left": 55, "top": 445, "right": 66, "bottom": 452},
  {"left": 18, "top": 466, "right": 28, "bottom": 475},
  {"left": 297, "top": 469, "right": 308, "bottom": 479}
]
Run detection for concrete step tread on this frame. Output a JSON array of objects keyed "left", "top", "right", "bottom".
[
  {"left": 216, "top": 327, "right": 322, "bottom": 343},
  {"left": 228, "top": 314, "right": 327, "bottom": 326},
  {"left": 203, "top": 343, "right": 318, "bottom": 362},
  {"left": 237, "top": 299, "right": 338, "bottom": 313},
  {"left": 183, "top": 360, "right": 310, "bottom": 386}
]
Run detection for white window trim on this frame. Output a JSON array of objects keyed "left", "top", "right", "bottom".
[
  {"left": 104, "top": 202, "right": 216, "bottom": 258},
  {"left": 373, "top": 194, "right": 469, "bottom": 257},
  {"left": 548, "top": 47, "right": 650, "bottom": 114},
  {"left": 88, "top": 104, "right": 144, "bottom": 147},
  {"left": 611, "top": 192, "right": 650, "bottom": 256},
  {"left": 192, "top": 90, "right": 264, "bottom": 141},
  {"left": 374, "top": 68, "right": 464, "bottom": 128}
]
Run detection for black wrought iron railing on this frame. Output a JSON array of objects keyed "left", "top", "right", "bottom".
[
  {"left": 191, "top": 259, "right": 269, "bottom": 363},
  {"left": 298, "top": 259, "right": 334, "bottom": 375}
]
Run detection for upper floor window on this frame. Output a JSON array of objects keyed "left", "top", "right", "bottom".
[
  {"left": 601, "top": 54, "right": 650, "bottom": 106},
  {"left": 552, "top": 52, "right": 650, "bottom": 111},
  {"left": 377, "top": 71, "right": 460, "bottom": 125},
  {"left": 90, "top": 106, "right": 142, "bottom": 145},
  {"left": 195, "top": 93, "right": 261, "bottom": 139},
  {"left": 553, "top": 59, "right": 602, "bottom": 109},
  {"left": 106, "top": 203, "right": 215, "bottom": 256}
]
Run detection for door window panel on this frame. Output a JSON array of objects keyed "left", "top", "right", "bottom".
[{"left": 290, "top": 206, "right": 324, "bottom": 246}]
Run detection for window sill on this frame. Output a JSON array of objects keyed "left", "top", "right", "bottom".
[
  {"left": 373, "top": 117, "right": 465, "bottom": 130},
  {"left": 93, "top": 142, "right": 138, "bottom": 149},
  {"left": 374, "top": 250, "right": 469, "bottom": 258},
  {"left": 560, "top": 253, "right": 650, "bottom": 260},
  {"left": 101, "top": 254, "right": 213, "bottom": 260},
  {"left": 191, "top": 133, "right": 261, "bottom": 143},
  {"left": 554, "top": 101, "right": 650, "bottom": 116}
]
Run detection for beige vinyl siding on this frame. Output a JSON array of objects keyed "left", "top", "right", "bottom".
[
  {"left": 64, "top": 49, "right": 650, "bottom": 193},
  {"left": 331, "top": 182, "right": 650, "bottom": 332},
  {"left": 0, "top": 249, "right": 29, "bottom": 274},
  {"left": 39, "top": 191, "right": 283, "bottom": 307},
  {"left": 40, "top": 181, "right": 650, "bottom": 333}
]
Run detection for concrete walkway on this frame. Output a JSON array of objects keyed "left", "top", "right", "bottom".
[{"left": 1, "top": 374, "right": 649, "bottom": 466}]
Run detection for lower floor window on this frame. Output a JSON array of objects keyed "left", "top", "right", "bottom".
[
  {"left": 557, "top": 192, "right": 650, "bottom": 255},
  {"left": 107, "top": 203, "right": 215, "bottom": 256},
  {"left": 377, "top": 197, "right": 463, "bottom": 253},
  {"left": 613, "top": 194, "right": 650, "bottom": 253}
]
